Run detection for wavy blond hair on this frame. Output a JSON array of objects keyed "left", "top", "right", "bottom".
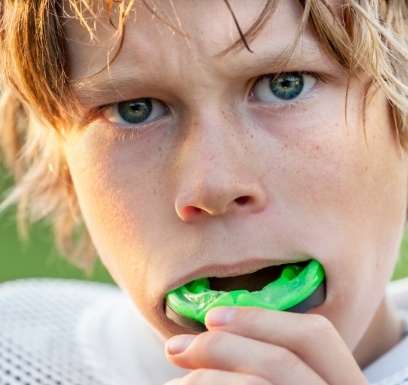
[{"left": 1, "top": 0, "right": 408, "bottom": 269}]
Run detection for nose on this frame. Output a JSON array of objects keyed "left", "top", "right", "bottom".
[
  {"left": 175, "top": 180, "right": 267, "bottom": 221},
  {"left": 174, "top": 116, "right": 267, "bottom": 222}
]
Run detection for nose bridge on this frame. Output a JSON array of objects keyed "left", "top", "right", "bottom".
[
  {"left": 174, "top": 108, "right": 267, "bottom": 221},
  {"left": 187, "top": 112, "right": 239, "bottom": 177},
  {"left": 178, "top": 107, "right": 246, "bottom": 189}
]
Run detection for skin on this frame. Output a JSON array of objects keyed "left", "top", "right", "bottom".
[{"left": 62, "top": 0, "right": 408, "bottom": 383}]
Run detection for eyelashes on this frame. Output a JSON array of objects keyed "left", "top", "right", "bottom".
[
  {"left": 251, "top": 72, "right": 318, "bottom": 105},
  {"left": 90, "top": 71, "right": 322, "bottom": 131},
  {"left": 101, "top": 98, "right": 169, "bottom": 127}
]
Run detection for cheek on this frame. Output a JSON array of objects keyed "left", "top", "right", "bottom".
[
  {"left": 260, "top": 99, "right": 405, "bottom": 256},
  {"left": 63, "top": 128, "right": 172, "bottom": 299},
  {"left": 301, "top": 101, "right": 408, "bottom": 348}
]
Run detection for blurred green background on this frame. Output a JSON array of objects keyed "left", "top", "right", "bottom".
[
  {"left": 1, "top": 161, "right": 408, "bottom": 284},
  {"left": 0, "top": 163, "right": 114, "bottom": 284}
]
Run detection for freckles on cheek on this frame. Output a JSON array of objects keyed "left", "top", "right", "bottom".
[
  {"left": 64, "top": 129, "right": 176, "bottom": 301},
  {"left": 64, "top": 136, "right": 145, "bottom": 262},
  {"left": 280, "top": 99, "right": 405, "bottom": 261},
  {"left": 81, "top": 176, "right": 160, "bottom": 299}
]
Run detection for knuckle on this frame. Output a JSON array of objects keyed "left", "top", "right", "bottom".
[
  {"left": 291, "top": 313, "right": 335, "bottom": 346},
  {"left": 195, "top": 330, "right": 227, "bottom": 364},
  {"left": 273, "top": 347, "right": 300, "bottom": 372},
  {"left": 305, "top": 313, "right": 335, "bottom": 334}
]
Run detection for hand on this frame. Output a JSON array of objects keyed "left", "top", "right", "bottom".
[{"left": 164, "top": 307, "right": 369, "bottom": 385}]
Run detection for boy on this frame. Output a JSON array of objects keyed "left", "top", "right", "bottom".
[{"left": 1, "top": 0, "right": 408, "bottom": 384}]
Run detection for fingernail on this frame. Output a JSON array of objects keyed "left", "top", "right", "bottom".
[
  {"left": 166, "top": 335, "right": 195, "bottom": 355},
  {"left": 206, "top": 307, "right": 236, "bottom": 327}
]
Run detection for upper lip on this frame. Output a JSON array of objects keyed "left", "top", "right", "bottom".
[{"left": 165, "top": 257, "right": 313, "bottom": 293}]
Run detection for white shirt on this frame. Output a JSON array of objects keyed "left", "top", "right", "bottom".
[
  {"left": 363, "top": 278, "right": 408, "bottom": 384},
  {"left": 0, "top": 279, "right": 185, "bottom": 385},
  {"left": 1, "top": 278, "right": 408, "bottom": 384}
]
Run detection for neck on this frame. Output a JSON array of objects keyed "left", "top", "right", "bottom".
[{"left": 353, "top": 297, "right": 403, "bottom": 368}]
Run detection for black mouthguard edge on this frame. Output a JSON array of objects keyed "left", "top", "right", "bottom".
[{"left": 165, "top": 280, "right": 326, "bottom": 333}]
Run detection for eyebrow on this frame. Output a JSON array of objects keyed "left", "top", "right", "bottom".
[
  {"left": 241, "top": 45, "right": 323, "bottom": 74},
  {"left": 72, "top": 37, "right": 325, "bottom": 107},
  {"left": 72, "top": 70, "right": 149, "bottom": 107}
]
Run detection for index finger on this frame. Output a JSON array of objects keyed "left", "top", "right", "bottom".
[{"left": 205, "top": 307, "right": 369, "bottom": 385}]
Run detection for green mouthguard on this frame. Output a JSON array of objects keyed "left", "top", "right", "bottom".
[{"left": 165, "top": 259, "right": 325, "bottom": 330}]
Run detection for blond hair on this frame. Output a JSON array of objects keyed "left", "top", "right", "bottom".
[{"left": 1, "top": 0, "right": 408, "bottom": 268}]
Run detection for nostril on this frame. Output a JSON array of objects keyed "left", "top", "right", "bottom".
[
  {"left": 234, "top": 196, "right": 250, "bottom": 205},
  {"left": 184, "top": 206, "right": 202, "bottom": 215}
]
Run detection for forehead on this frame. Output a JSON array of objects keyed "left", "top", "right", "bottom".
[
  {"left": 63, "top": 0, "right": 343, "bottom": 104},
  {"left": 63, "top": 0, "right": 273, "bottom": 49},
  {"left": 64, "top": 1, "right": 325, "bottom": 71}
]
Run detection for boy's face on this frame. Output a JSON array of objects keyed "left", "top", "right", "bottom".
[{"left": 63, "top": 0, "right": 408, "bottom": 348}]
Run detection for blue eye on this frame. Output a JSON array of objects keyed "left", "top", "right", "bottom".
[
  {"left": 103, "top": 98, "right": 168, "bottom": 126},
  {"left": 252, "top": 72, "right": 317, "bottom": 104}
]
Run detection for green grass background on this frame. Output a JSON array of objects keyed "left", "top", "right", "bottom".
[
  {"left": 0, "top": 212, "right": 114, "bottom": 284},
  {"left": 1, "top": 163, "right": 408, "bottom": 284},
  {"left": 0, "top": 165, "right": 113, "bottom": 284}
]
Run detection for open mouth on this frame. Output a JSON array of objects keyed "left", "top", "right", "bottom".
[
  {"left": 208, "top": 262, "right": 303, "bottom": 292},
  {"left": 165, "top": 259, "right": 326, "bottom": 332}
]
